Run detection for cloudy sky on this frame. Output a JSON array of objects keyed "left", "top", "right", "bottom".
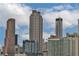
[{"left": 0, "top": 3, "right": 79, "bottom": 47}]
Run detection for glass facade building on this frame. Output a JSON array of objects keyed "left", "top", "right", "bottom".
[
  {"left": 48, "top": 39, "right": 63, "bottom": 56},
  {"left": 23, "top": 40, "right": 38, "bottom": 56},
  {"left": 48, "top": 37, "right": 79, "bottom": 56}
]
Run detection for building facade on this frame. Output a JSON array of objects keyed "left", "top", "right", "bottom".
[
  {"left": 48, "top": 35, "right": 79, "bottom": 56},
  {"left": 48, "top": 38, "right": 63, "bottom": 56},
  {"left": 30, "top": 10, "right": 43, "bottom": 55},
  {"left": 4, "top": 18, "right": 15, "bottom": 56}
]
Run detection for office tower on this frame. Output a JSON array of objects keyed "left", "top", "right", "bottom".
[
  {"left": 23, "top": 40, "right": 38, "bottom": 56},
  {"left": 4, "top": 18, "right": 15, "bottom": 56},
  {"left": 15, "top": 34, "right": 18, "bottom": 45},
  {"left": 48, "top": 34, "right": 78, "bottom": 56},
  {"left": 30, "top": 10, "right": 43, "bottom": 55},
  {"left": 56, "top": 17, "right": 63, "bottom": 38}
]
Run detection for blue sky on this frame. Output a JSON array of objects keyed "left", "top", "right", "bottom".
[{"left": 0, "top": 3, "right": 79, "bottom": 47}]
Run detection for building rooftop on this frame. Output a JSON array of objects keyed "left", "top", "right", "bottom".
[{"left": 48, "top": 35, "right": 59, "bottom": 40}]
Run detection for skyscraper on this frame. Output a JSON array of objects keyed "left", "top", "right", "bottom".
[
  {"left": 4, "top": 18, "right": 15, "bottom": 56},
  {"left": 30, "top": 10, "right": 43, "bottom": 55},
  {"left": 56, "top": 17, "right": 63, "bottom": 38}
]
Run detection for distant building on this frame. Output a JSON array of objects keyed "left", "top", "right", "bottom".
[
  {"left": 4, "top": 18, "right": 15, "bottom": 56},
  {"left": 15, "top": 45, "right": 26, "bottom": 56},
  {"left": 15, "top": 34, "right": 19, "bottom": 55},
  {"left": 19, "top": 47, "right": 23, "bottom": 55},
  {"left": 15, "top": 45, "right": 20, "bottom": 55},
  {"left": 23, "top": 40, "right": 38, "bottom": 56},
  {"left": 15, "top": 34, "right": 18, "bottom": 45},
  {"left": 56, "top": 17, "right": 63, "bottom": 38},
  {"left": 30, "top": 10, "right": 43, "bottom": 55}
]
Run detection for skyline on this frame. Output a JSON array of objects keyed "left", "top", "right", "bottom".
[{"left": 0, "top": 3, "right": 79, "bottom": 47}]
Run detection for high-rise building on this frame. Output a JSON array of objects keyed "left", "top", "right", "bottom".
[
  {"left": 56, "top": 17, "right": 63, "bottom": 38},
  {"left": 4, "top": 18, "right": 15, "bottom": 56},
  {"left": 48, "top": 34, "right": 79, "bottom": 56},
  {"left": 48, "top": 36, "right": 63, "bottom": 56},
  {"left": 30, "top": 10, "right": 43, "bottom": 55}
]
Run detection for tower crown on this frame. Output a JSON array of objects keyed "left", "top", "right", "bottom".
[{"left": 56, "top": 17, "right": 62, "bottom": 21}]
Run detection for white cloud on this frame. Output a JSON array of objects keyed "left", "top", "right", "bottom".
[
  {"left": 21, "top": 34, "right": 29, "bottom": 40},
  {"left": 0, "top": 4, "right": 31, "bottom": 31},
  {"left": 0, "top": 4, "right": 32, "bottom": 28},
  {"left": 43, "top": 7, "right": 79, "bottom": 31},
  {"left": 53, "top": 5, "right": 64, "bottom": 11},
  {"left": 43, "top": 32, "right": 50, "bottom": 42}
]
